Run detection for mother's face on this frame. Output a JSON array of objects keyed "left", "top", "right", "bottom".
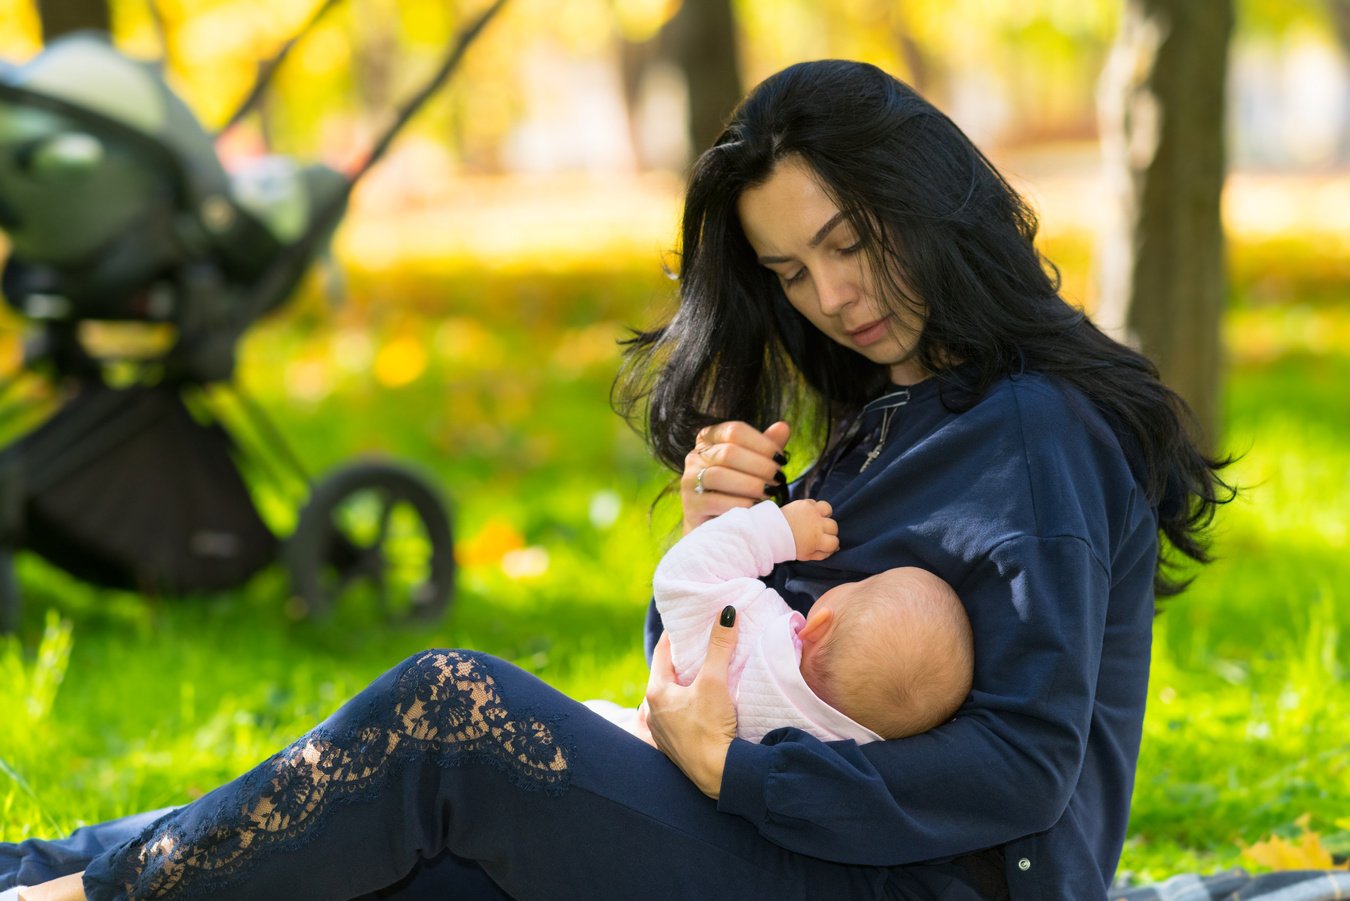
[{"left": 736, "top": 156, "right": 928, "bottom": 386}]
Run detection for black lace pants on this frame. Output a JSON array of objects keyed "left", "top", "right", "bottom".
[{"left": 7, "top": 650, "right": 1003, "bottom": 900}]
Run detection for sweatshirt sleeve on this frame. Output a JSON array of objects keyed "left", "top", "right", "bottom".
[
  {"left": 717, "top": 533, "right": 1112, "bottom": 865},
  {"left": 652, "top": 501, "right": 798, "bottom": 685}
]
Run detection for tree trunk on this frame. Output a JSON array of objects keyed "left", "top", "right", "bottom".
[
  {"left": 663, "top": 0, "right": 743, "bottom": 155},
  {"left": 618, "top": 35, "right": 660, "bottom": 169},
  {"left": 36, "top": 0, "right": 112, "bottom": 41},
  {"left": 1331, "top": 0, "right": 1350, "bottom": 52},
  {"left": 891, "top": 3, "right": 933, "bottom": 97},
  {"left": 1096, "top": 0, "right": 1233, "bottom": 449},
  {"left": 1329, "top": 0, "right": 1350, "bottom": 163}
]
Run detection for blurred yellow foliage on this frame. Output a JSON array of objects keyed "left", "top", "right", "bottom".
[
  {"left": 341, "top": 173, "right": 683, "bottom": 275},
  {"left": 284, "top": 355, "right": 332, "bottom": 403},
  {"left": 434, "top": 318, "right": 504, "bottom": 369},
  {"left": 0, "top": 2, "right": 39, "bottom": 57},
  {"left": 1228, "top": 306, "right": 1350, "bottom": 364},
  {"left": 551, "top": 322, "right": 623, "bottom": 374},
  {"left": 501, "top": 545, "right": 550, "bottom": 579},
  {"left": 612, "top": 0, "right": 681, "bottom": 42},
  {"left": 331, "top": 329, "right": 375, "bottom": 373},
  {"left": 373, "top": 335, "right": 428, "bottom": 387},
  {"left": 0, "top": 328, "right": 19, "bottom": 371},
  {"left": 1241, "top": 815, "right": 1348, "bottom": 872},
  {"left": 457, "top": 517, "right": 525, "bottom": 567}
]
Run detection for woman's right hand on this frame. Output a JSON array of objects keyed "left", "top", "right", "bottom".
[{"left": 682, "top": 420, "right": 791, "bottom": 534}]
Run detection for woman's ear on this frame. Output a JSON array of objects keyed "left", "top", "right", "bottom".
[{"left": 798, "top": 605, "right": 834, "bottom": 644}]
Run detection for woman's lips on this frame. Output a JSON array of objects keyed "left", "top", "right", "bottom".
[{"left": 847, "top": 317, "right": 891, "bottom": 347}]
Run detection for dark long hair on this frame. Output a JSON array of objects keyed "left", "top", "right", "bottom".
[{"left": 613, "top": 59, "right": 1233, "bottom": 595}]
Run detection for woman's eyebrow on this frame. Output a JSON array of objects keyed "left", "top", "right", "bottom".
[{"left": 756, "top": 212, "right": 848, "bottom": 264}]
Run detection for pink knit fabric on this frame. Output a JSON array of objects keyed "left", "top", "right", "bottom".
[{"left": 652, "top": 502, "right": 881, "bottom": 744}]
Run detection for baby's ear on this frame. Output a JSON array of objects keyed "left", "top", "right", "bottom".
[{"left": 798, "top": 605, "right": 833, "bottom": 644}]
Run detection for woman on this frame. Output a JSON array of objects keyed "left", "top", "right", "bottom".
[{"left": 4, "top": 59, "right": 1230, "bottom": 901}]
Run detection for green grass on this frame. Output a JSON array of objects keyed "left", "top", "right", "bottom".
[
  {"left": 1120, "top": 342, "right": 1350, "bottom": 881},
  {"left": 1, "top": 248, "right": 1348, "bottom": 883}
]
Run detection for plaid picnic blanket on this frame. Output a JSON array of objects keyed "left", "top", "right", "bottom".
[
  {"left": 1113, "top": 868, "right": 1350, "bottom": 900},
  {"left": 5, "top": 867, "right": 1347, "bottom": 901}
]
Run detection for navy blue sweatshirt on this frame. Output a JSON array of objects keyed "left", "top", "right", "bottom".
[{"left": 644, "top": 372, "right": 1157, "bottom": 900}]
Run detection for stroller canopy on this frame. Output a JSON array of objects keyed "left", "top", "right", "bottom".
[
  {"left": 0, "top": 33, "right": 348, "bottom": 379},
  {"left": 0, "top": 33, "right": 230, "bottom": 266}
]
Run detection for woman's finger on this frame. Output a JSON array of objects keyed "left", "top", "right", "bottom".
[
  {"left": 631, "top": 701, "right": 658, "bottom": 748},
  {"left": 694, "top": 605, "right": 740, "bottom": 689},
  {"left": 646, "top": 632, "right": 674, "bottom": 694},
  {"left": 700, "top": 420, "right": 789, "bottom": 460},
  {"left": 644, "top": 636, "right": 683, "bottom": 759},
  {"left": 763, "top": 420, "right": 791, "bottom": 453},
  {"left": 693, "top": 442, "right": 782, "bottom": 485},
  {"left": 684, "top": 421, "right": 791, "bottom": 534},
  {"left": 685, "top": 464, "right": 778, "bottom": 502}
]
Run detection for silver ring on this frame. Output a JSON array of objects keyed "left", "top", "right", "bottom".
[{"left": 695, "top": 467, "right": 708, "bottom": 495}]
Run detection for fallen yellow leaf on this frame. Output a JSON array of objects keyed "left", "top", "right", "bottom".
[
  {"left": 457, "top": 518, "right": 525, "bottom": 568},
  {"left": 1241, "top": 816, "right": 1348, "bottom": 871}
]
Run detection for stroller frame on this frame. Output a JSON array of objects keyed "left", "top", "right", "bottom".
[{"left": 0, "top": 0, "right": 507, "bottom": 631}]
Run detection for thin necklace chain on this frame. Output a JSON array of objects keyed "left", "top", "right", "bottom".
[{"left": 858, "top": 387, "right": 911, "bottom": 472}]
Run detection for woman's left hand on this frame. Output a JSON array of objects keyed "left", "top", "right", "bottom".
[{"left": 642, "top": 610, "right": 740, "bottom": 799}]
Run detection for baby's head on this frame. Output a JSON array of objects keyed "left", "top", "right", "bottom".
[{"left": 798, "top": 567, "right": 973, "bottom": 740}]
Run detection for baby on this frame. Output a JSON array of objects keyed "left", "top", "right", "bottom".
[{"left": 650, "top": 499, "right": 974, "bottom": 743}]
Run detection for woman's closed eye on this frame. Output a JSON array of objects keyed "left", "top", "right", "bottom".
[{"left": 780, "top": 242, "right": 863, "bottom": 288}]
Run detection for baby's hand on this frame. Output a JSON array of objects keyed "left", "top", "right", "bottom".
[{"left": 781, "top": 499, "right": 839, "bottom": 561}]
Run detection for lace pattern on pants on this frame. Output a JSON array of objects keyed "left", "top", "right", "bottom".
[{"left": 104, "top": 651, "right": 570, "bottom": 899}]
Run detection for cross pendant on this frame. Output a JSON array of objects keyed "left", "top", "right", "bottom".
[{"left": 860, "top": 445, "right": 883, "bottom": 472}]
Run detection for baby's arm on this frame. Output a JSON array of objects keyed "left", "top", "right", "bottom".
[{"left": 653, "top": 500, "right": 837, "bottom": 684}]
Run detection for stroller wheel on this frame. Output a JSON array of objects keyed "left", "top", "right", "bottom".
[{"left": 286, "top": 460, "right": 455, "bottom": 623}]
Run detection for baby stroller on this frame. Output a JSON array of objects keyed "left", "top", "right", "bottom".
[{"left": 0, "top": 2, "right": 505, "bottom": 632}]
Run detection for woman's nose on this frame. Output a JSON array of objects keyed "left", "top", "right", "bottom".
[{"left": 814, "top": 266, "right": 858, "bottom": 315}]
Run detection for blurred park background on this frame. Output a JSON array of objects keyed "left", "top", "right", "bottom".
[{"left": 1, "top": 0, "right": 1348, "bottom": 883}]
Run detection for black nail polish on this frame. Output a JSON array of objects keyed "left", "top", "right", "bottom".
[
  {"left": 764, "top": 483, "right": 777, "bottom": 495},
  {"left": 773, "top": 451, "right": 789, "bottom": 466},
  {"left": 720, "top": 605, "right": 737, "bottom": 627},
  {"left": 774, "top": 469, "right": 786, "bottom": 484}
]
